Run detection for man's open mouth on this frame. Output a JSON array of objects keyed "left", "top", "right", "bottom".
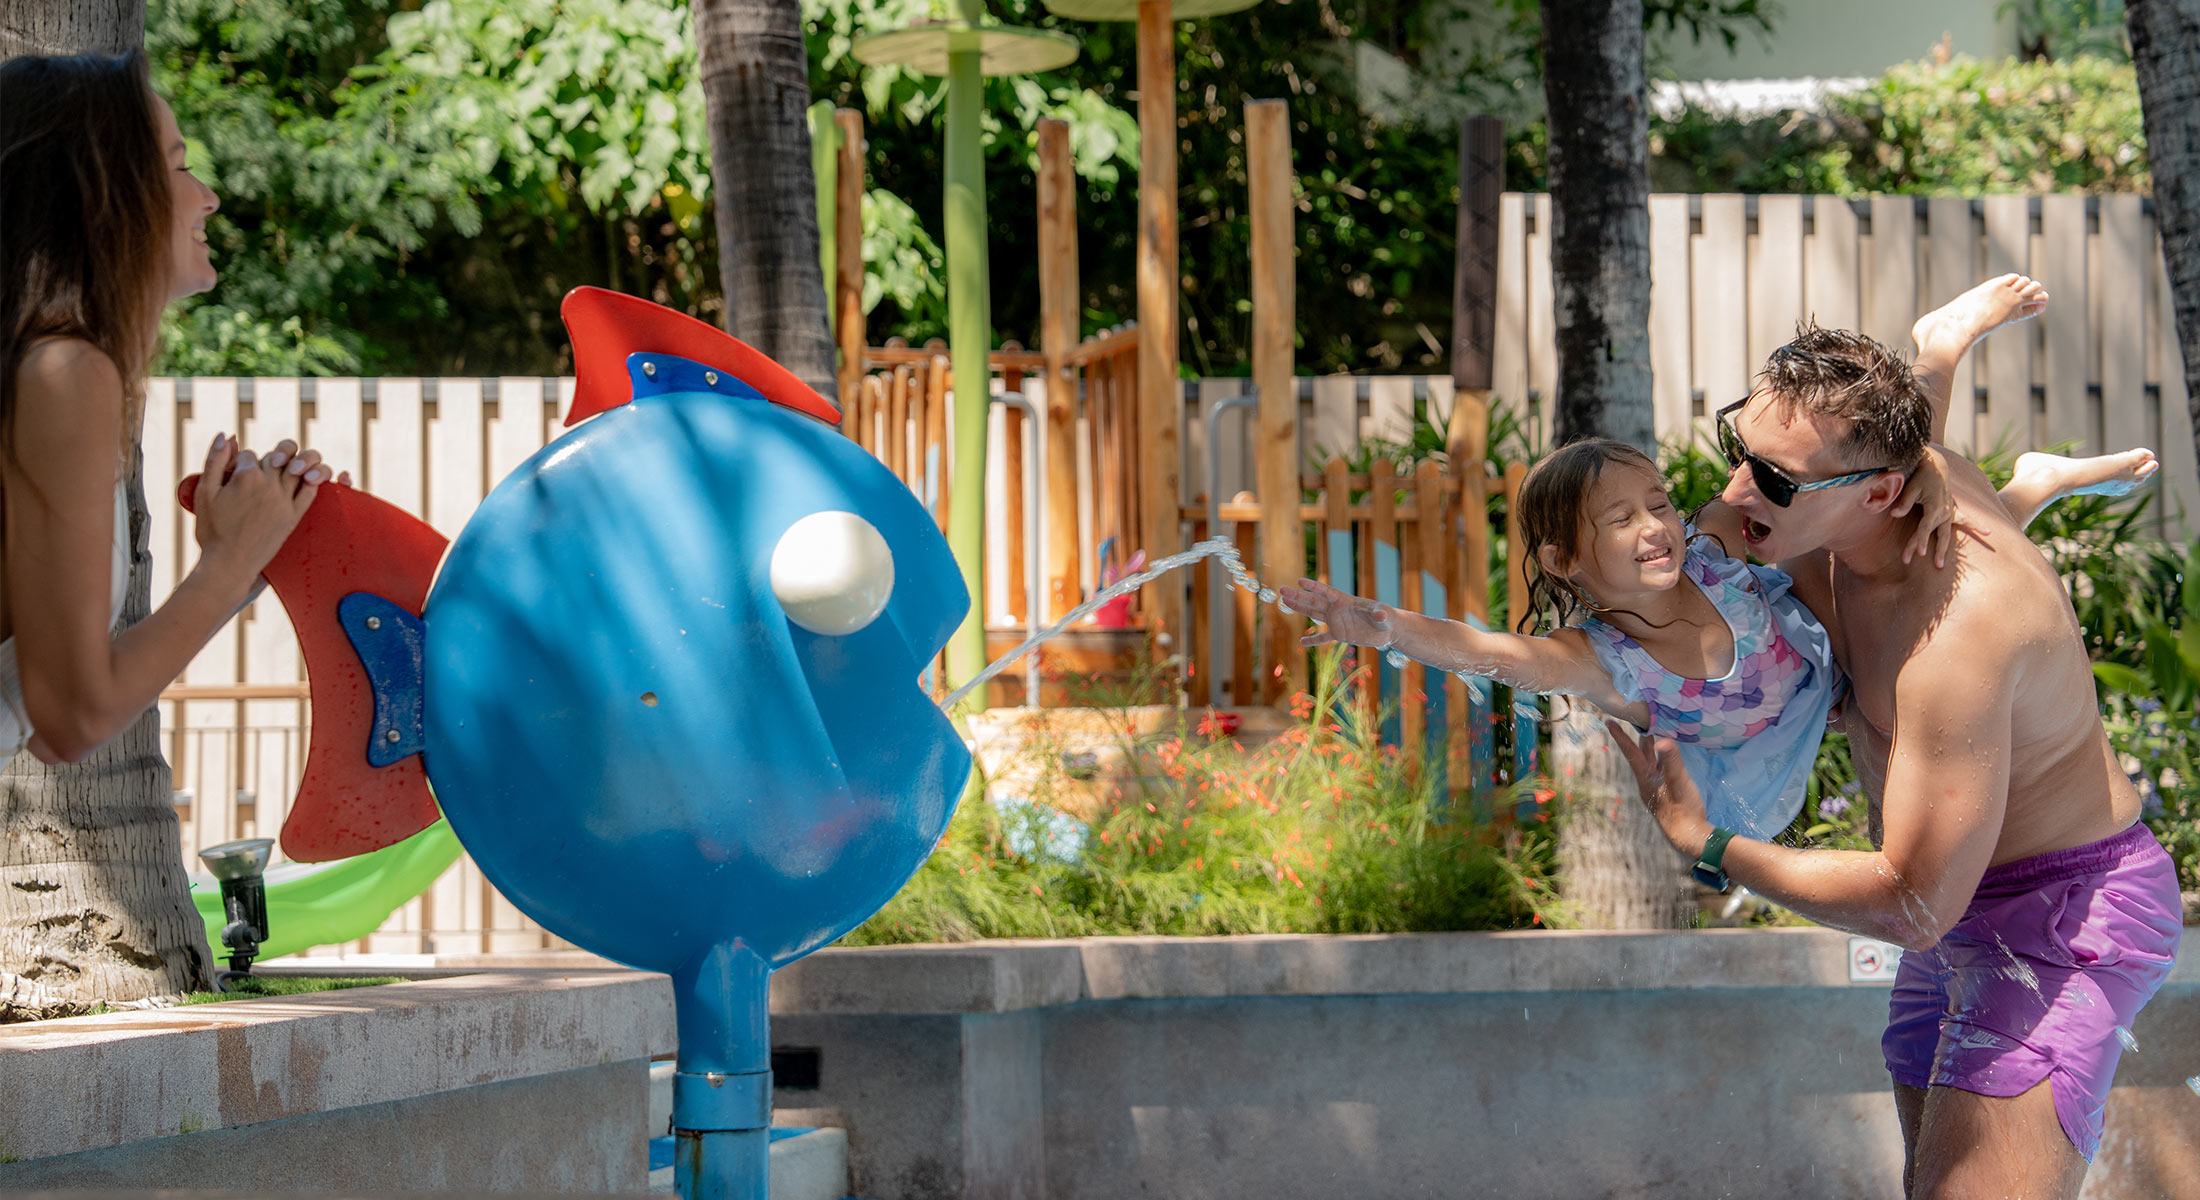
[{"left": 1743, "top": 518, "right": 1772, "bottom": 544}]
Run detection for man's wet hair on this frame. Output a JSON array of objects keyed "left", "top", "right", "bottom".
[{"left": 1757, "top": 321, "right": 1930, "bottom": 471}]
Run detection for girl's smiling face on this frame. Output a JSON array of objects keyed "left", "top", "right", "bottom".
[
  {"left": 1541, "top": 461, "right": 1686, "bottom": 606},
  {"left": 152, "top": 93, "right": 220, "bottom": 301}
]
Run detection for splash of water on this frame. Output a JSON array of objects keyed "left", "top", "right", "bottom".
[
  {"left": 941, "top": 538, "right": 1281, "bottom": 712},
  {"left": 2116, "top": 1025, "right": 2140, "bottom": 1054}
]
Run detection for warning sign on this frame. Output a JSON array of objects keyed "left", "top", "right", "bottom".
[{"left": 1849, "top": 937, "right": 1904, "bottom": 983}]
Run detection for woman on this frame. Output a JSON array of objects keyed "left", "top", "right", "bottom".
[{"left": 1, "top": 50, "right": 337, "bottom": 765}]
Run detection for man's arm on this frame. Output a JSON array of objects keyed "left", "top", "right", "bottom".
[{"left": 1612, "top": 623, "right": 2014, "bottom": 950}]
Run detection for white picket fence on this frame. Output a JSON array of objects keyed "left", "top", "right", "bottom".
[{"left": 143, "top": 191, "right": 2199, "bottom": 957}]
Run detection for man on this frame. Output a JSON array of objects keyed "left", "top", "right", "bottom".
[{"left": 1610, "top": 312, "right": 2183, "bottom": 1199}]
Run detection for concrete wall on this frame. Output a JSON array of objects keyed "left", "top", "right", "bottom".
[
  {"left": 763, "top": 931, "right": 2200, "bottom": 1200},
  {"left": 0, "top": 968, "right": 672, "bottom": 1192}
]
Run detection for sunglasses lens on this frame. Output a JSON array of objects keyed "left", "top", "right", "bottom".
[{"left": 1759, "top": 471, "right": 1795, "bottom": 507}]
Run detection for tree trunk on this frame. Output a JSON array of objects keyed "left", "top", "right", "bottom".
[
  {"left": 0, "top": 0, "right": 141, "bottom": 57},
  {"left": 1538, "top": 0, "right": 1684, "bottom": 929},
  {"left": 1551, "top": 704, "right": 1693, "bottom": 928},
  {"left": 1539, "top": 0, "right": 1655, "bottom": 453},
  {"left": 693, "top": 0, "right": 838, "bottom": 400},
  {"left": 2128, "top": 0, "right": 2200, "bottom": 481},
  {"left": 0, "top": 1, "right": 211, "bottom": 1021}
]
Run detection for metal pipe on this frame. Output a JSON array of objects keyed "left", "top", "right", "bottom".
[{"left": 994, "top": 390, "right": 1045, "bottom": 707}]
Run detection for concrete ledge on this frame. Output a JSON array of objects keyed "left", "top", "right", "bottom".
[
  {"left": 761, "top": 927, "right": 2200, "bottom": 1014},
  {"left": 0, "top": 967, "right": 673, "bottom": 1162}
]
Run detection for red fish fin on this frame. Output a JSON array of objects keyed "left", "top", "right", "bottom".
[
  {"left": 560, "top": 286, "right": 840, "bottom": 427},
  {"left": 180, "top": 477, "right": 449, "bottom": 862}
]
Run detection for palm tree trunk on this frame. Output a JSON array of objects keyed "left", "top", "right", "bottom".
[
  {"left": 0, "top": 0, "right": 141, "bottom": 56},
  {"left": 2128, "top": 0, "right": 2200, "bottom": 479},
  {"left": 1537, "top": 0, "right": 1686, "bottom": 929},
  {"left": 0, "top": 0, "right": 211, "bottom": 1022},
  {"left": 693, "top": 0, "right": 838, "bottom": 400},
  {"left": 1540, "top": 0, "right": 1654, "bottom": 453}
]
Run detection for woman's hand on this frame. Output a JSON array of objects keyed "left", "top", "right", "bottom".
[
  {"left": 1277, "top": 578, "right": 1396, "bottom": 649},
  {"left": 1890, "top": 446, "right": 1988, "bottom": 568},
  {"left": 187, "top": 434, "right": 328, "bottom": 584}
]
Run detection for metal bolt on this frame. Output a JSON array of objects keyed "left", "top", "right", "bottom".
[
  {"left": 704, "top": 371, "right": 719, "bottom": 386},
  {"left": 385, "top": 729, "right": 402, "bottom": 744},
  {"left": 642, "top": 361, "right": 657, "bottom": 377},
  {"left": 365, "top": 616, "right": 381, "bottom": 630}
]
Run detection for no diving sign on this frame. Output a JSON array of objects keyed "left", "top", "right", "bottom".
[{"left": 1849, "top": 937, "right": 1905, "bottom": 983}]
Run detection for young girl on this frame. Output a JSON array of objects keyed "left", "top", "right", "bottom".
[
  {"left": 1280, "top": 276, "right": 2158, "bottom": 840},
  {"left": 1, "top": 51, "right": 341, "bottom": 765}
]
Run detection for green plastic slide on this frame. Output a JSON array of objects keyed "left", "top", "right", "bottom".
[{"left": 191, "top": 819, "right": 463, "bottom": 960}]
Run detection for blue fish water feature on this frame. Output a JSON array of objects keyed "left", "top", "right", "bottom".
[{"left": 183, "top": 288, "right": 972, "bottom": 1200}]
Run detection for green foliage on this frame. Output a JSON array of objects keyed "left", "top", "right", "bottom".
[
  {"left": 1644, "top": 53, "right": 2148, "bottom": 196},
  {"left": 175, "top": 975, "right": 408, "bottom": 1003},
  {"left": 847, "top": 650, "right": 1549, "bottom": 942}
]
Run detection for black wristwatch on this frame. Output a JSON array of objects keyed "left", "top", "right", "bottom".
[{"left": 1692, "top": 827, "right": 1737, "bottom": 893}]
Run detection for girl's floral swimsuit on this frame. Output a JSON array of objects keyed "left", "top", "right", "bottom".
[{"left": 1579, "top": 531, "right": 1840, "bottom": 840}]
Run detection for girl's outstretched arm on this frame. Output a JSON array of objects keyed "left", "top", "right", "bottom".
[{"left": 1277, "top": 577, "right": 1646, "bottom": 724}]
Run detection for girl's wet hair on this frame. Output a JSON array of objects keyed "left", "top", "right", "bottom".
[
  {"left": 0, "top": 51, "right": 172, "bottom": 466},
  {"left": 1514, "top": 437, "right": 1662, "bottom": 635}
]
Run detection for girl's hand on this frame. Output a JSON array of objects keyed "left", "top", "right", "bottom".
[
  {"left": 1605, "top": 720, "right": 1713, "bottom": 856},
  {"left": 1890, "top": 446, "right": 1986, "bottom": 568},
  {"left": 1277, "top": 578, "right": 1396, "bottom": 649},
  {"left": 188, "top": 434, "right": 324, "bottom": 584}
]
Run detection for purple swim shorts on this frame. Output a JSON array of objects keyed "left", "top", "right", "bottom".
[{"left": 1881, "top": 822, "right": 2183, "bottom": 1161}]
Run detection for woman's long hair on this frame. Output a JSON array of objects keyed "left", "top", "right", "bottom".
[
  {"left": 1514, "top": 438, "right": 1664, "bottom": 635},
  {"left": 0, "top": 51, "right": 172, "bottom": 467}
]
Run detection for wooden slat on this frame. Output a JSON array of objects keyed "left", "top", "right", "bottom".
[
  {"left": 424, "top": 377, "right": 485, "bottom": 951},
  {"left": 1188, "top": 513, "right": 1211, "bottom": 708},
  {"left": 143, "top": 379, "right": 180, "bottom": 602},
  {"left": 2098, "top": 196, "right": 2149, "bottom": 470},
  {"left": 1365, "top": 377, "right": 1415, "bottom": 446},
  {"left": 1693, "top": 196, "right": 1750, "bottom": 428},
  {"left": 176, "top": 377, "right": 240, "bottom": 860},
  {"left": 1647, "top": 194, "right": 1695, "bottom": 444},
  {"left": 241, "top": 378, "right": 303, "bottom": 846},
  {"left": 1503, "top": 461, "right": 1528, "bottom": 635},
  {"left": 1201, "top": 380, "right": 1249, "bottom": 696},
  {"left": 489, "top": 377, "right": 551, "bottom": 485},
  {"left": 1310, "top": 374, "right": 1357, "bottom": 462},
  {"left": 1493, "top": 193, "right": 1530, "bottom": 425},
  {"left": 835, "top": 108, "right": 867, "bottom": 410},
  {"left": 887, "top": 364, "right": 912, "bottom": 482},
  {"left": 1232, "top": 496, "right": 1259, "bottom": 705},
  {"left": 1865, "top": 196, "right": 1919, "bottom": 353},
  {"left": 1322, "top": 458, "right": 1352, "bottom": 588},
  {"left": 2159, "top": 246, "right": 2200, "bottom": 537},
  {"left": 370, "top": 379, "right": 426, "bottom": 518},
  {"left": 1983, "top": 195, "right": 2034, "bottom": 453},
  {"left": 1806, "top": 195, "right": 1861, "bottom": 333},
  {"left": 2040, "top": 195, "right": 2092, "bottom": 453},
  {"left": 1749, "top": 195, "right": 1806, "bottom": 372},
  {"left": 1038, "top": 118, "right": 1083, "bottom": 623},
  {"left": 1925, "top": 197, "right": 1980, "bottom": 452},
  {"left": 1525, "top": 193, "right": 1557, "bottom": 451},
  {"left": 1365, "top": 458, "right": 1396, "bottom": 732}
]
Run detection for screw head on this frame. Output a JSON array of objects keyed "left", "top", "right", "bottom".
[
  {"left": 642, "top": 361, "right": 657, "bottom": 377},
  {"left": 704, "top": 370, "right": 719, "bottom": 386},
  {"left": 365, "top": 616, "right": 382, "bottom": 631},
  {"left": 385, "top": 729, "right": 402, "bottom": 744}
]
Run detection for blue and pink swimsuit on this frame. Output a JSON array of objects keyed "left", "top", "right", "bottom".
[{"left": 1578, "top": 532, "right": 1839, "bottom": 841}]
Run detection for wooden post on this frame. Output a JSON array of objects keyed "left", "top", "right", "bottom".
[
  {"left": 1321, "top": 459, "right": 1351, "bottom": 703},
  {"left": 1503, "top": 460, "right": 1528, "bottom": 634},
  {"left": 926, "top": 355, "right": 951, "bottom": 532},
  {"left": 1001, "top": 342, "right": 1027, "bottom": 626},
  {"left": 1037, "top": 119, "right": 1083, "bottom": 621},
  {"left": 1449, "top": 114, "right": 1498, "bottom": 630},
  {"left": 1248, "top": 98, "right": 1300, "bottom": 704},
  {"left": 834, "top": 108, "right": 867, "bottom": 412},
  {"left": 1232, "top": 491, "right": 1259, "bottom": 704},
  {"left": 888, "top": 364, "right": 913, "bottom": 482},
  {"left": 1135, "top": 0, "right": 1182, "bottom": 668}
]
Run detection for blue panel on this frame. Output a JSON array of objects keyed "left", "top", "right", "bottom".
[
  {"left": 340, "top": 593, "right": 426, "bottom": 767},
  {"left": 1513, "top": 693, "right": 1543, "bottom": 820},
  {"left": 1324, "top": 529, "right": 1355, "bottom": 594},
  {"left": 1373, "top": 542, "right": 1401, "bottom": 747},
  {"left": 420, "top": 352, "right": 972, "bottom": 977},
  {"left": 1458, "top": 613, "right": 1497, "bottom": 819}
]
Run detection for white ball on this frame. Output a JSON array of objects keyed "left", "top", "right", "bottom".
[{"left": 770, "top": 511, "right": 895, "bottom": 636}]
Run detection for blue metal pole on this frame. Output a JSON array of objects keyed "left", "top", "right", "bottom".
[{"left": 672, "top": 942, "right": 774, "bottom": 1200}]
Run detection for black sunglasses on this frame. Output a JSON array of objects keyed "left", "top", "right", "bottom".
[{"left": 1715, "top": 398, "right": 1894, "bottom": 507}]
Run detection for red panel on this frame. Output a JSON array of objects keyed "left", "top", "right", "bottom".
[
  {"left": 181, "top": 476, "right": 448, "bottom": 861},
  {"left": 560, "top": 286, "right": 841, "bottom": 427}
]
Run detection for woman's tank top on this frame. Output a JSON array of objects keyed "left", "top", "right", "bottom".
[{"left": 0, "top": 480, "right": 131, "bottom": 759}]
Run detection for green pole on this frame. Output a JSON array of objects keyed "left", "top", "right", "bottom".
[{"left": 943, "top": 20, "right": 990, "bottom": 716}]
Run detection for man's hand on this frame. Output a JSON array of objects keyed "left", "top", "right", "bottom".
[{"left": 1604, "top": 719, "right": 1714, "bottom": 856}]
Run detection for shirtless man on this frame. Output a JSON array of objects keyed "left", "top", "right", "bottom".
[{"left": 1610, "top": 275, "right": 2184, "bottom": 1199}]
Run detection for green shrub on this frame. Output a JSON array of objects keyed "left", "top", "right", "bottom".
[
  {"left": 1644, "top": 53, "right": 2147, "bottom": 196},
  {"left": 846, "top": 651, "right": 1553, "bottom": 944}
]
